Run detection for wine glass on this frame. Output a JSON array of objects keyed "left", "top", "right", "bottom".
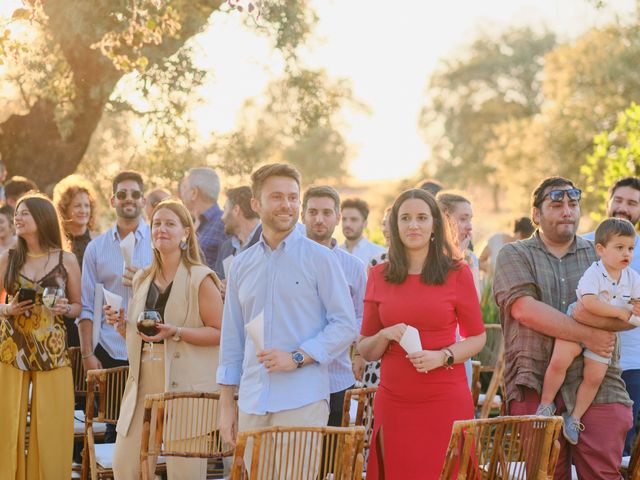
[
  {"left": 137, "top": 310, "right": 162, "bottom": 361},
  {"left": 42, "top": 287, "right": 64, "bottom": 332}
]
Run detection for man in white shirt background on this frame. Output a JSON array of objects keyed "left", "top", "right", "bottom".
[
  {"left": 340, "top": 197, "right": 385, "bottom": 265},
  {"left": 583, "top": 176, "right": 640, "bottom": 455}
]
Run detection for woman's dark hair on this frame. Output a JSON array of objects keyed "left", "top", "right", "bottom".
[
  {"left": 385, "top": 189, "right": 460, "bottom": 285},
  {"left": 5, "top": 193, "right": 68, "bottom": 294}
]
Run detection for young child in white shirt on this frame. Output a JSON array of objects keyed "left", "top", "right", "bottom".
[{"left": 536, "top": 218, "right": 640, "bottom": 444}]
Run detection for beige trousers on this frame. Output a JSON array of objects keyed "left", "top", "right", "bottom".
[
  {"left": 238, "top": 400, "right": 329, "bottom": 479},
  {"left": 112, "top": 348, "right": 207, "bottom": 480}
]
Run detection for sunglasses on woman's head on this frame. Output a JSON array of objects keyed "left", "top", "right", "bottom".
[
  {"left": 541, "top": 188, "right": 582, "bottom": 203},
  {"left": 115, "top": 190, "right": 143, "bottom": 200}
]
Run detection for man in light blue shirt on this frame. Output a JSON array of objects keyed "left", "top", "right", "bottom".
[
  {"left": 302, "top": 185, "right": 366, "bottom": 427},
  {"left": 78, "top": 171, "right": 153, "bottom": 371},
  {"left": 218, "top": 164, "right": 357, "bottom": 464},
  {"left": 583, "top": 176, "right": 640, "bottom": 454}
]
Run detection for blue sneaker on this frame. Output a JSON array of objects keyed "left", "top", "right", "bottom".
[
  {"left": 562, "top": 412, "right": 584, "bottom": 445},
  {"left": 535, "top": 403, "right": 556, "bottom": 417}
]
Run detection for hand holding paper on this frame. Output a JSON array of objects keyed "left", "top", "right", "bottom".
[
  {"left": 245, "top": 312, "right": 264, "bottom": 351},
  {"left": 120, "top": 232, "right": 135, "bottom": 269},
  {"left": 103, "top": 288, "right": 123, "bottom": 329},
  {"left": 399, "top": 325, "right": 422, "bottom": 354}
]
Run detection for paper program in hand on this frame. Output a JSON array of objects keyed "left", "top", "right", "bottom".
[
  {"left": 120, "top": 232, "right": 135, "bottom": 269},
  {"left": 245, "top": 312, "right": 264, "bottom": 351},
  {"left": 399, "top": 325, "right": 422, "bottom": 354},
  {"left": 222, "top": 255, "right": 233, "bottom": 279}
]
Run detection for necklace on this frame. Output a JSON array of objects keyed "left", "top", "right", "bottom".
[{"left": 26, "top": 251, "right": 50, "bottom": 259}]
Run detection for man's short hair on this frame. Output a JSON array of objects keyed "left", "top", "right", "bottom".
[
  {"left": 609, "top": 177, "right": 640, "bottom": 199},
  {"left": 5, "top": 176, "right": 37, "bottom": 200},
  {"left": 436, "top": 191, "right": 470, "bottom": 215},
  {"left": 303, "top": 186, "right": 341, "bottom": 213},
  {"left": 185, "top": 167, "right": 220, "bottom": 203},
  {"left": 417, "top": 178, "right": 444, "bottom": 196},
  {"left": 146, "top": 188, "right": 171, "bottom": 209},
  {"left": 250, "top": 163, "right": 301, "bottom": 199},
  {"left": 226, "top": 186, "right": 259, "bottom": 219},
  {"left": 595, "top": 217, "right": 636, "bottom": 246},
  {"left": 112, "top": 170, "right": 144, "bottom": 194},
  {"left": 514, "top": 217, "right": 534, "bottom": 237},
  {"left": 341, "top": 198, "right": 369, "bottom": 220},
  {"left": 531, "top": 176, "right": 576, "bottom": 208}
]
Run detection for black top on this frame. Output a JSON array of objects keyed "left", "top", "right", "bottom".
[
  {"left": 69, "top": 230, "right": 92, "bottom": 270},
  {"left": 143, "top": 281, "right": 172, "bottom": 344}
]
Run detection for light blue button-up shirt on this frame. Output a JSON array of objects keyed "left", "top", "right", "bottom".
[
  {"left": 80, "top": 221, "right": 152, "bottom": 360},
  {"left": 329, "top": 240, "right": 366, "bottom": 393},
  {"left": 217, "top": 227, "right": 357, "bottom": 415}
]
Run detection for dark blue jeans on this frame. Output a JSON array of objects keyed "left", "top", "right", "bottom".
[{"left": 622, "top": 369, "right": 640, "bottom": 455}]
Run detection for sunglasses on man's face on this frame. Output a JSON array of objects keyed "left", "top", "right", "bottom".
[
  {"left": 542, "top": 188, "right": 582, "bottom": 203},
  {"left": 115, "top": 190, "right": 143, "bottom": 201}
]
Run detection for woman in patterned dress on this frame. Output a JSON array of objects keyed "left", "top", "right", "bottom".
[{"left": 0, "top": 193, "right": 81, "bottom": 479}]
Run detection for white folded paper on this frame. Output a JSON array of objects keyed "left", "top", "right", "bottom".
[
  {"left": 399, "top": 325, "right": 422, "bottom": 354},
  {"left": 630, "top": 315, "right": 640, "bottom": 327},
  {"left": 103, "top": 287, "right": 123, "bottom": 312},
  {"left": 120, "top": 232, "right": 136, "bottom": 269},
  {"left": 245, "top": 312, "right": 264, "bottom": 351},
  {"left": 222, "top": 255, "right": 233, "bottom": 279}
]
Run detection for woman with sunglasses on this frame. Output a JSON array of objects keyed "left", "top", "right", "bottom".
[
  {"left": 357, "top": 189, "right": 486, "bottom": 479},
  {"left": 0, "top": 192, "right": 81, "bottom": 479},
  {"left": 105, "top": 199, "right": 223, "bottom": 480}
]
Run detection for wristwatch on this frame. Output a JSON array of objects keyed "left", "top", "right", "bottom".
[
  {"left": 172, "top": 327, "right": 183, "bottom": 342},
  {"left": 442, "top": 348, "right": 454, "bottom": 369},
  {"left": 291, "top": 350, "right": 305, "bottom": 368}
]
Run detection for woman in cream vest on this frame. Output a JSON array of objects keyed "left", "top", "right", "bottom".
[{"left": 106, "top": 199, "right": 223, "bottom": 480}]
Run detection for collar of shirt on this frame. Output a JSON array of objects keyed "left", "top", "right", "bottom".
[
  {"left": 198, "top": 203, "right": 222, "bottom": 229},
  {"left": 529, "top": 230, "right": 591, "bottom": 257},
  {"left": 258, "top": 226, "right": 303, "bottom": 253},
  {"left": 109, "top": 220, "right": 149, "bottom": 243}
]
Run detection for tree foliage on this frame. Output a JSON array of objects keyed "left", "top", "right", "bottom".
[
  {"left": 582, "top": 102, "right": 640, "bottom": 221},
  {"left": 418, "top": 26, "right": 556, "bottom": 207},
  {"left": 0, "top": 0, "right": 319, "bottom": 189}
]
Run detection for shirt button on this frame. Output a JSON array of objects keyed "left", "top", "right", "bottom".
[
  {"left": 561, "top": 278, "right": 565, "bottom": 282},
  {"left": 174, "top": 352, "right": 181, "bottom": 359},
  {"left": 171, "top": 381, "right": 178, "bottom": 388}
]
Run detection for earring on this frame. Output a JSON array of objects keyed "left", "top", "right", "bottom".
[
  {"left": 179, "top": 238, "right": 188, "bottom": 250},
  {"left": 430, "top": 234, "right": 435, "bottom": 242}
]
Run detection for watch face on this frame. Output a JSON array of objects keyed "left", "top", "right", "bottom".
[{"left": 292, "top": 352, "right": 304, "bottom": 364}]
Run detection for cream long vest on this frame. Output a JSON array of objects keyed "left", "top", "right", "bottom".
[{"left": 117, "top": 261, "right": 222, "bottom": 436}]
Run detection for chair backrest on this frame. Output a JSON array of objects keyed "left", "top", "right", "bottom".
[
  {"left": 440, "top": 415, "right": 562, "bottom": 480},
  {"left": 341, "top": 386, "right": 376, "bottom": 450},
  {"left": 231, "top": 426, "right": 365, "bottom": 480},
  {"left": 68, "top": 346, "right": 87, "bottom": 397},
  {"left": 479, "top": 340, "right": 505, "bottom": 419},
  {"left": 471, "top": 360, "right": 481, "bottom": 408},
  {"left": 85, "top": 366, "right": 129, "bottom": 425},
  {"left": 140, "top": 391, "right": 233, "bottom": 478},
  {"left": 629, "top": 432, "right": 640, "bottom": 480}
]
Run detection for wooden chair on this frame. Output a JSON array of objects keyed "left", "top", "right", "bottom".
[
  {"left": 471, "top": 360, "right": 482, "bottom": 408},
  {"left": 478, "top": 340, "right": 505, "bottom": 419},
  {"left": 139, "top": 391, "right": 234, "bottom": 480},
  {"left": 342, "top": 386, "right": 376, "bottom": 452},
  {"left": 81, "top": 366, "right": 129, "bottom": 480},
  {"left": 230, "top": 426, "right": 366, "bottom": 480},
  {"left": 622, "top": 430, "right": 640, "bottom": 479},
  {"left": 440, "top": 415, "right": 563, "bottom": 480}
]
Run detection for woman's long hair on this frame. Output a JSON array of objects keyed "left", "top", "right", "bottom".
[
  {"left": 147, "top": 199, "right": 204, "bottom": 281},
  {"left": 385, "top": 189, "right": 460, "bottom": 285},
  {"left": 5, "top": 193, "right": 69, "bottom": 294}
]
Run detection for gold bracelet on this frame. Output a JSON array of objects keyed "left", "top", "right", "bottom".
[{"left": 81, "top": 352, "right": 95, "bottom": 360}]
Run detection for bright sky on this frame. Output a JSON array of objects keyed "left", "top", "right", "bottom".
[{"left": 1, "top": 0, "right": 637, "bottom": 181}]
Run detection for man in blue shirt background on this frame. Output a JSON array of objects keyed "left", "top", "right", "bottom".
[
  {"left": 179, "top": 166, "right": 227, "bottom": 269},
  {"left": 218, "top": 163, "right": 356, "bottom": 474}
]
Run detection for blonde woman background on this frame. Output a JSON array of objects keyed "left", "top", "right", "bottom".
[
  {"left": 105, "top": 198, "right": 223, "bottom": 480},
  {"left": 0, "top": 193, "right": 82, "bottom": 479}
]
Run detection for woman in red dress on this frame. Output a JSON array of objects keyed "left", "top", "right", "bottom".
[{"left": 358, "top": 188, "right": 486, "bottom": 479}]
